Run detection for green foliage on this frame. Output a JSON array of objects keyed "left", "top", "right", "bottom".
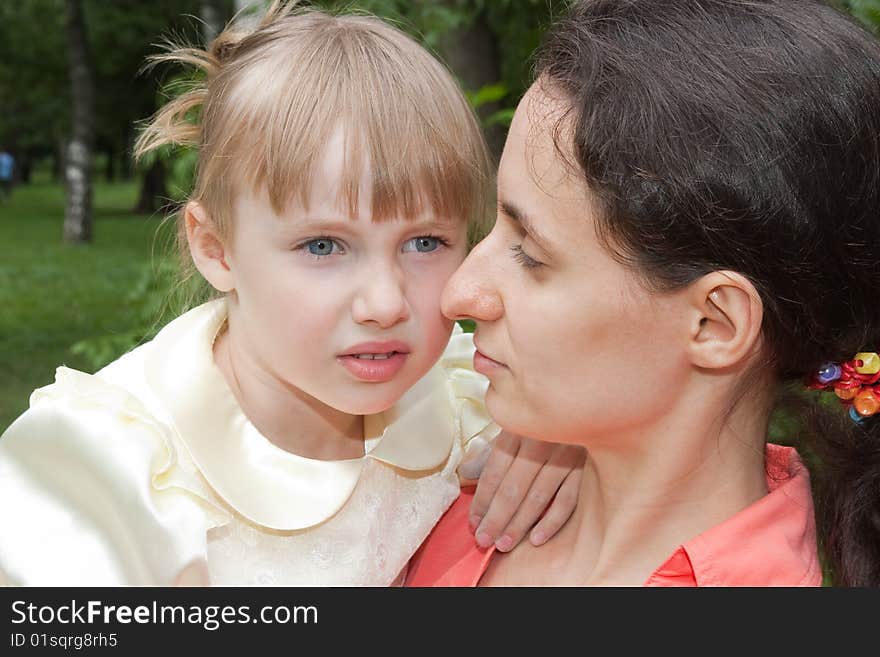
[
  {"left": 0, "top": 0, "right": 68, "bottom": 152},
  {"left": 466, "top": 82, "right": 508, "bottom": 109},
  {"left": 69, "top": 256, "right": 179, "bottom": 371},
  {"left": 0, "top": 0, "right": 205, "bottom": 176},
  {"left": 467, "top": 82, "right": 515, "bottom": 128},
  {"left": 314, "top": 0, "right": 555, "bottom": 131},
  {"left": 457, "top": 319, "right": 476, "bottom": 334},
  {"left": 133, "top": 68, "right": 205, "bottom": 200},
  {"left": 845, "top": 0, "right": 880, "bottom": 31},
  {"left": 0, "top": 177, "right": 177, "bottom": 430}
]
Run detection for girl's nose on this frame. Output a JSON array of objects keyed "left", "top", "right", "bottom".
[
  {"left": 441, "top": 235, "right": 504, "bottom": 324},
  {"left": 351, "top": 263, "right": 410, "bottom": 329}
]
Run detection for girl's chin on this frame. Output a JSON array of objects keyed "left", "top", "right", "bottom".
[{"left": 333, "top": 392, "right": 404, "bottom": 417}]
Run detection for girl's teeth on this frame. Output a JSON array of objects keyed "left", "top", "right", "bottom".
[{"left": 353, "top": 353, "right": 394, "bottom": 360}]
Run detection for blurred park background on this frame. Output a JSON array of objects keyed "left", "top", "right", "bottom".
[{"left": 1, "top": 0, "right": 879, "bottom": 432}]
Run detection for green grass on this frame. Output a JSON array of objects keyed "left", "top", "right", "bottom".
[{"left": 0, "top": 177, "right": 175, "bottom": 431}]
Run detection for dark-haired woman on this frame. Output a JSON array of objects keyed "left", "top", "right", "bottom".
[{"left": 408, "top": 0, "right": 880, "bottom": 586}]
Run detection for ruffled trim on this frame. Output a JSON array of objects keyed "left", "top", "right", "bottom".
[
  {"left": 35, "top": 367, "right": 229, "bottom": 530},
  {"left": 440, "top": 326, "right": 502, "bottom": 470}
]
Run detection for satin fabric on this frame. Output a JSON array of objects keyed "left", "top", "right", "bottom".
[
  {"left": 0, "top": 299, "right": 499, "bottom": 585},
  {"left": 406, "top": 444, "right": 822, "bottom": 587}
]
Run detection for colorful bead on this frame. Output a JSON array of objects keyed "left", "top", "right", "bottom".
[
  {"left": 835, "top": 386, "right": 859, "bottom": 400},
  {"left": 854, "top": 352, "right": 880, "bottom": 375},
  {"left": 854, "top": 388, "right": 880, "bottom": 417},
  {"left": 816, "top": 363, "right": 842, "bottom": 384},
  {"left": 849, "top": 407, "right": 866, "bottom": 423}
]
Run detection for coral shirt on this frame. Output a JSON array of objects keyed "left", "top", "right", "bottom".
[{"left": 406, "top": 444, "right": 823, "bottom": 587}]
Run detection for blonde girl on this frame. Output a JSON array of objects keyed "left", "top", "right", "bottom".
[{"left": 0, "top": 2, "right": 581, "bottom": 586}]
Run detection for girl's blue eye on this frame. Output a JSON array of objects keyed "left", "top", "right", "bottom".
[
  {"left": 403, "top": 236, "right": 443, "bottom": 253},
  {"left": 306, "top": 238, "right": 339, "bottom": 256}
]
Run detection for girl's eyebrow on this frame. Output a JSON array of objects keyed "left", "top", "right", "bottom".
[
  {"left": 498, "top": 199, "right": 553, "bottom": 251},
  {"left": 412, "top": 215, "right": 464, "bottom": 233},
  {"left": 282, "top": 215, "right": 462, "bottom": 233}
]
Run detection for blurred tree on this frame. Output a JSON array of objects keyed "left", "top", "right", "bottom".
[
  {"left": 315, "top": 0, "right": 556, "bottom": 161},
  {"left": 63, "top": 0, "right": 95, "bottom": 244},
  {"left": 84, "top": 0, "right": 217, "bottom": 213},
  {"left": 200, "top": 0, "right": 226, "bottom": 43},
  {"left": 436, "top": 3, "right": 505, "bottom": 160},
  {"left": 0, "top": 0, "right": 209, "bottom": 221},
  {"left": 0, "top": 1, "right": 68, "bottom": 184}
]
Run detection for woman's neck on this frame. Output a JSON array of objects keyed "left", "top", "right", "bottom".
[
  {"left": 483, "top": 384, "right": 771, "bottom": 586},
  {"left": 213, "top": 322, "right": 365, "bottom": 461}
]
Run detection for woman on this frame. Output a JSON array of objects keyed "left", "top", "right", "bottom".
[{"left": 408, "top": 0, "right": 880, "bottom": 586}]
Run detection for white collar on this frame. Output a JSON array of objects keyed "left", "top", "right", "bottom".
[{"left": 143, "top": 299, "right": 456, "bottom": 530}]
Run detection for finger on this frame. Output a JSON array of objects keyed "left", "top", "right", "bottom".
[
  {"left": 528, "top": 465, "right": 583, "bottom": 547},
  {"left": 469, "top": 431, "right": 521, "bottom": 530},
  {"left": 491, "top": 450, "right": 574, "bottom": 551},
  {"left": 474, "top": 439, "right": 556, "bottom": 547}
]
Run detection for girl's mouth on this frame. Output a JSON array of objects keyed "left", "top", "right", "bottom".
[
  {"left": 350, "top": 352, "right": 398, "bottom": 360},
  {"left": 338, "top": 352, "right": 408, "bottom": 381}
]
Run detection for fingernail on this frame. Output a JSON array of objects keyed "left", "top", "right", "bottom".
[
  {"left": 469, "top": 514, "right": 482, "bottom": 532},
  {"left": 530, "top": 530, "right": 546, "bottom": 546},
  {"left": 495, "top": 535, "right": 514, "bottom": 552},
  {"left": 475, "top": 531, "right": 493, "bottom": 549}
]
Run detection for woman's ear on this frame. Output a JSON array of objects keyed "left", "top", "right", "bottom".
[
  {"left": 184, "top": 201, "right": 234, "bottom": 293},
  {"left": 685, "top": 270, "right": 763, "bottom": 370}
]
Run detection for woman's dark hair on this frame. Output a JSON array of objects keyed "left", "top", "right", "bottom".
[{"left": 536, "top": 0, "right": 880, "bottom": 586}]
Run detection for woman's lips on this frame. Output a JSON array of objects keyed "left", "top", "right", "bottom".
[
  {"left": 473, "top": 348, "right": 506, "bottom": 376},
  {"left": 338, "top": 341, "right": 411, "bottom": 383}
]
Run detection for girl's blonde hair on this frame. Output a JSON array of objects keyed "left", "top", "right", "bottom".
[{"left": 136, "top": 0, "right": 493, "bottom": 288}]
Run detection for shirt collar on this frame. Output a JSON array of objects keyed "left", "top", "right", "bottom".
[
  {"left": 408, "top": 445, "right": 821, "bottom": 587},
  {"left": 143, "top": 299, "right": 456, "bottom": 531},
  {"left": 645, "top": 444, "right": 822, "bottom": 586}
]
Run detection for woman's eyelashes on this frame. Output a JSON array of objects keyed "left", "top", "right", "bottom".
[{"left": 510, "top": 243, "right": 543, "bottom": 269}]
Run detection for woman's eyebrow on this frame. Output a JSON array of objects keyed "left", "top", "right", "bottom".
[{"left": 499, "top": 199, "right": 553, "bottom": 250}]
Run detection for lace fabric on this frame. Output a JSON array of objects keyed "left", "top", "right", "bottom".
[{"left": 206, "top": 441, "right": 462, "bottom": 586}]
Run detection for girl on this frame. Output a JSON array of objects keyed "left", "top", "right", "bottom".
[
  {"left": 0, "top": 2, "right": 581, "bottom": 586},
  {"left": 409, "top": 0, "right": 880, "bottom": 586}
]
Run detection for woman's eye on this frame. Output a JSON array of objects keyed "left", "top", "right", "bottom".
[
  {"left": 304, "top": 238, "right": 341, "bottom": 256},
  {"left": 402, "top": 236, "right": 446, "bottom": 253},
  {"left": 511, "top": 244, "right": 543, "bottom": 269}
]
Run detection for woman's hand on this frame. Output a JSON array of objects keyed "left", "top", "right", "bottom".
[{"left": 468, "top": 431, "right": 585, "bottom": 551}]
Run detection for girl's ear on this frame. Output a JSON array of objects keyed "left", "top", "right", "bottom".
[
  {"left": 185, "top": 201, "right": 234, "bottom": 293},
  {"left": 685, "top": 270, "right": 763, "bottom": 370}
]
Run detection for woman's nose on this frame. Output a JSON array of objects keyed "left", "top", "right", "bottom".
[{"left": 441, "top": 235, "right": 504, "bottom": 323}]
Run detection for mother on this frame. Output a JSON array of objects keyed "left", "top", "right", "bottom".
[{"left": 407, "top": 0, "right": 880, "bottom": 586}]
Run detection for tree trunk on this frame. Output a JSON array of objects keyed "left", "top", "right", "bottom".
[
  {"left": 134, "top": 160, "right": 168, "bottom": 215},
  {"left": 437, "top": 7, "right": 506, "bottom": 163},
  {"left": 121, "top": 124, "right": 134, "bottom": 181},
  {"left": 17, "top": 152, "right": 31, "bottom": 184},
  {"left": 200, "top": 0, "right": 224, "bottom": 44},
  {"left": 63, "top": 0, "right": 95, "bottom": 244},
  {"left": 105, "top": 145, "right": 115, "bottom": 182}
]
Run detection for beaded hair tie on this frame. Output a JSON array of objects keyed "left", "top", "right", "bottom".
[{"left": 808, "top": 352, "right": 880, "bottom": 423}]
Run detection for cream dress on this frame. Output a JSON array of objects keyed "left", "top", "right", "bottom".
[{"left": 0, "top": 300, "right": 499, "bottom": 586}]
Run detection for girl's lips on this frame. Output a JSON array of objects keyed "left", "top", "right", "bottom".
[
  {"left": 338, "top": 352, "right": 408, "bottom": 382},
  {"left": 473, "top": 349, "right": 506, "bottom": 376},
  {"left": 340, "top": 340, "right": 411, "bottom": 356}
]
